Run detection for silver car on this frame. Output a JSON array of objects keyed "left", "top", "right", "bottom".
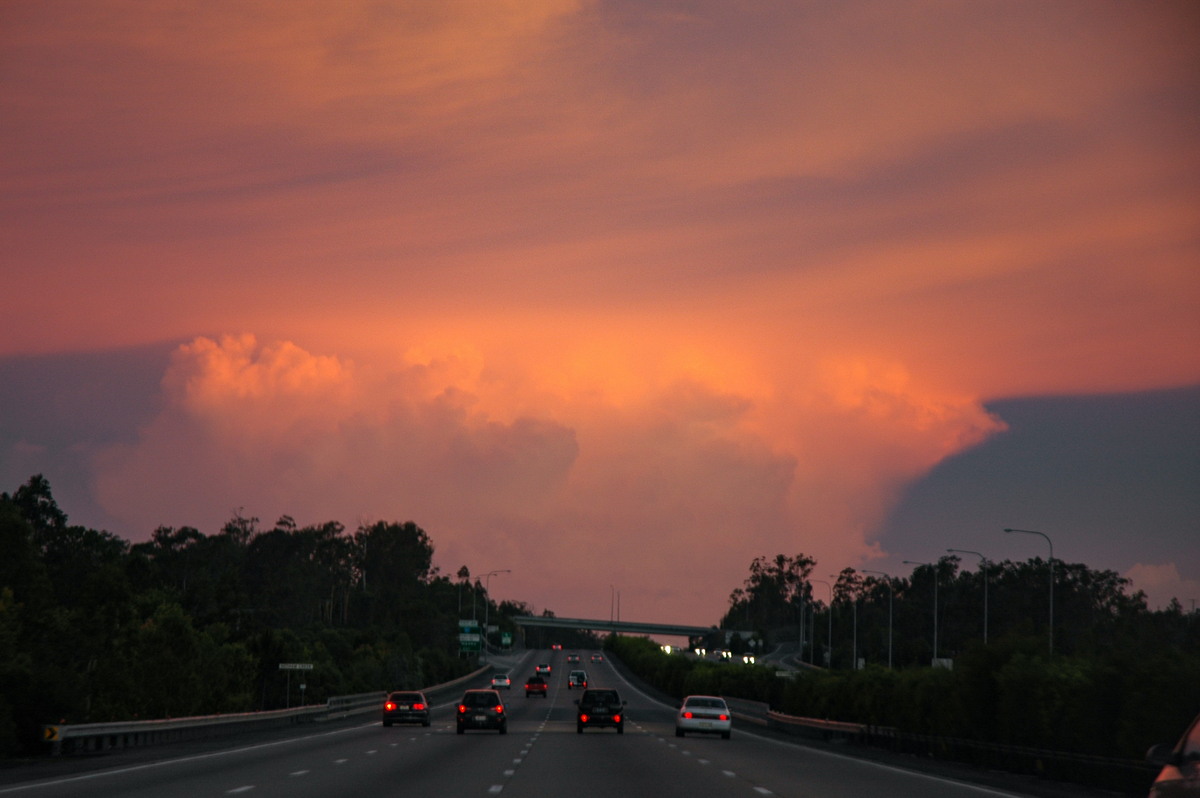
[{"left": 675, "top": 694, "right": 732, "bottom": 739}]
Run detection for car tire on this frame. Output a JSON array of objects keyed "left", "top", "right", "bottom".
[
  {"left": 500, "top": 724, "right": 507, "bottom": 735},
  {"left": 457, "top": 726, "right": 464, "bottom": 735},
  {"left": 617, "top": 725, "right": 624, "bottom": 734},
  {"left": 577, "top": 724, "right": 583, "bottom": 734},
  {"left": 722, "top": 731, "right": 731, "bottom": 740},
  {"left": 423, "top": 719, "right": 431, "bottom": 727},
  {"left": 383, "top": 720, "right": 392, "bottom": 727},
  {"left": 675, "top": 727, "right": 684, "bottom": 737}
]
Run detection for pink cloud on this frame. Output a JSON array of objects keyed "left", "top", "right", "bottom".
[{"left": 94, "top": 334, "right": 1006, "bottom": 623}]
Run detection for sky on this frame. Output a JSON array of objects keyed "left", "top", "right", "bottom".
[{"left": 2, "top": 1, "right": 1198, "bottom": 625}]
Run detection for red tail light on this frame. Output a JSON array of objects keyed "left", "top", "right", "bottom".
[
  {"left": 580, "top": 713, "right": 589, "bottom": 723},
  {"left": 613, "top": 714, "right": 621, "bottom": 723},
  {"left": 683, "top": 711, "right": 694, "bottom": 719},
  {"left": 385, "top": 702, "right": 396, "bottom": 711},
  {"left": 719, "top": 714, "right": 729, "bottom": 721},
  {"left": 458, "top": 704, "right": 468, "bottom": 713},
  {"left": 495, "top": 705, "right": 504, "bottom": 713},
  {"left": 413, "top": 703, "right": 426, "bottom": 711}
]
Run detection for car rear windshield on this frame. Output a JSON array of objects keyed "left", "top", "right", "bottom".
[
  {"left": 464, "top": 691, "right": 499, "bottom": 706},
  {"left": 390, "top": 692, "right": 422, "bottom": 702},
  {"left": 685, "top": 697, "right": 726, "bottom": 709},
  {"left": 582, "top": 691, "right": 619, "bottom": 706}
]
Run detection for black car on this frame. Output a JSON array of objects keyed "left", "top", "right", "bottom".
[
  {"left": 382, "top": 690, "right": 431, "bottom": 727},
  {"left": 1147, "top": 712, "right": 1200, "bottom": 797},
  {"left": 456, "top": 689, "right": 507, "bottom": 734},
  {"left": 576, "top": 688, "right": 625, "bottom": 734}
]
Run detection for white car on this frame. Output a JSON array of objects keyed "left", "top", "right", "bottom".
[
  {"left": 675, "top": 695, "right": 732, "bottom": 739},
  {"left": 490, "top": 673, "right": 511, "bottom": 690}
]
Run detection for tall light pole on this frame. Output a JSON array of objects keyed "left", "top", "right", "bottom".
[
  {"left": 1004, "top": 528, "right": 1053, "bottom": 655},
  {"left": 482, "top": 569, "right": 511, "bottom": 657},
  {"left": 862, "top": 570, "right": 892, "bottom": 669},
  {"left": 813, "top": 579, "right": 832, "bottom": 668},
  {"left": 947, "top": 549, "right": 988, "bottom": 644},
  {"left": 904, "top": 560, "right": 939, "bottom": 662}
]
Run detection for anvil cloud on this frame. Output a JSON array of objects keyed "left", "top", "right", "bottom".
[{"left": 2, "top": 1, "right": 1198, "bottom": 622}]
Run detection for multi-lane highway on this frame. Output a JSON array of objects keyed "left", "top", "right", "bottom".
[{"left": 0, "top": 649, "right": 1103, "bottom": 798}]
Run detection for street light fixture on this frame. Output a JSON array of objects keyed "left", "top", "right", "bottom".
[
  {"left": 481, "top": 569, "right": 511, "bottom": 658},
  {"left": 812, "top": 579, "right": 833, "bottom": 668},
  {"left": 903, "top": 560, "right": 939, "bottom": 662},
  {"left": 1004, "top": 528, "right": 1054, "bottom": 655},
  {"left": 947, "top": 549, "right": 988, "bottom": 644},
  {"left": 862, "top": 570, "right": 892, "bottom": 668}
]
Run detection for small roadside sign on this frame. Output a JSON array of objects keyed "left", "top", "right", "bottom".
[
  {"left": 278, "top": 663, "right": 314, "bottom": 670},
  {"left": 43, "top": 726, "right": 58, "bottom": 742}
]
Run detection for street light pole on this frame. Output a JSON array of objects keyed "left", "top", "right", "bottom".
[
  {"left": 1004, "top": 528, "right": 1053, "bottom": 656},
  {"left": 947, "top": 549, "right": 988, "bottom": 644},
  {"left": 862, "top": 570, "right": 892, "bottom": 668},
  {"left": 903, "top": 560, "right": 938, "bottom": 662},
  {"left": 482, "top": 569, "right": 511, "bottom": 657},
  {"left": 813, "top": 579, "right": 832, "bottom": 668}
]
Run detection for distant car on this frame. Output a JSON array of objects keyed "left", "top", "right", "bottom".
[
  {"left": 567, "top": 670, "right": 588, "bottom": 689},
  {"left": 382, "top": 690, "right": 431, "bottom": 727},
  {"left": 1147, "top": 712, "right": 1200, "bottom": 797},
  {"left": 490, "top": 673, "right": 511, "bottom": 690},
  {"left": 675, "top": 695, "right": 732, "bottom": 739},
  {"left": 525, "top": 675, "right": 548, "bottom": 697},
  {"left": 456, "top": 689, "right": 507, "bottom": 734},
  {"left": 590, "top": 654, "right": 604, "bottom": 663},
  {"left": 535, "top": 663, "right": 552, "bottom": 676},
  {"left": 551, "top": 643, "right": 563, "bottom": 650},
  {"left": 566, "top": 653, "right": 581, "bottom": 663},
  {"left": 576, "top": 688, "right": 625, "bottom": 733}
]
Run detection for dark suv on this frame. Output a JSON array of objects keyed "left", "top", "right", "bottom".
[
  {"left": 576, "top": 688, "right": 625, "bottom": 734},
  {"left": 456, "top": 689, "right": 507, "bottom": 734},
  {"left": 382, "top": 690, "right": 431, "bottom": 727}
]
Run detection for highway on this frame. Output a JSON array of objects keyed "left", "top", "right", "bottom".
[{"left": 0, "top": 649, "right": 1102, "bottom": 798}]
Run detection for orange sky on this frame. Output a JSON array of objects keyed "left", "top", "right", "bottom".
[{"left": 2, "top": 1, "right": 1198, "bottom": 623}]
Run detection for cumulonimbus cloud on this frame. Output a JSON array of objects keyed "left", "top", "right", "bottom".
[{"left": 94, "top": 333, "right": 1006, "bottom": 622}]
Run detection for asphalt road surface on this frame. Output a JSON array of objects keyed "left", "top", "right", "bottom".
[{"left": 0, "top": 649, "right": 1124, "bottom": 798}]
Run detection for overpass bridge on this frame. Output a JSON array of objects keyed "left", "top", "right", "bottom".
[{"left": 512, "top": 615, "right": 751, "bottom": 641}]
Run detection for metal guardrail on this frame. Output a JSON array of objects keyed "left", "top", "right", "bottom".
[
  {"left": 43, "top": 664, "right": 493, "bottom": 755},
  {"left": 766, "top": 710, "right": 872, "bottom": 740},
  {"left": 757, "top": 707, "right": 1155, "bottom": 794}
]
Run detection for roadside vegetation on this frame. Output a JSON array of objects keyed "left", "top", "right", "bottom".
[
  {"left": 0, "top": 475, "right": 554, "bottom": 756},
  {"left": 2, "top": 474, "right": 1195, "bottom": 767},
  {"left": 608, "top": 552, "right": 1200, "bottom": 763}
]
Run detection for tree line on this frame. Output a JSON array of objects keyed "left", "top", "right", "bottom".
[
  {"left": 0, "top": 475, "right": 544, "bottom": 756},
  {"left": 703, "top": 551, "right": 1200, "bottom": 766},
  {"left": 718, "top": 552, "right": 1196, "bottom": 668}
]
